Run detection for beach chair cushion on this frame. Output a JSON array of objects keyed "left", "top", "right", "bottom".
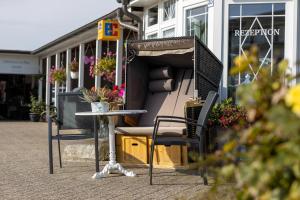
[
  {"left": 138, "top": 70, "right": 185, "bottom": 126},
  {"left": 149, "top": 66, "right": 173, "bottom": 80},
  {"left": 148, "top": 79, "right": 174, "bottom": 92},
  {"left": 115, "top": 126, "right": 186, "bottom": 136}
]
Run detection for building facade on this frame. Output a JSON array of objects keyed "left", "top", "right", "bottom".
[
  {"left": 131, "top": 0, "right": 300, "bottom": 98},
  {"left": 0, "top": 50, "right": 40, "bottom": 120},
  {"left": 0, "top": 1, "right": 299, "bottom": 120}
]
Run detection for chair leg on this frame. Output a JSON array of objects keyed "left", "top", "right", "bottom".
[
  {"left": 57, "top": 129, "right": 62, "bottom": 168},
  {"left": 48, "top": 116, "right": 53, "bottom": 174},
  {"left": 149, "top": 141, "right": 155, "bottom": 185},
  {"left": 199, "top": 134, "right": 208, "bottom": 185}
]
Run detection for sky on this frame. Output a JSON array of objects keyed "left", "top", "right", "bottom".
[{"left": 0, "top": 0, "right": 119, "bottom": 51}]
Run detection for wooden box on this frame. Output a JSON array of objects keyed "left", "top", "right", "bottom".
[
  {"left": 117, "top": 135, "right": 148, "bottom": 164},
  {"left": 116, "top": 135, "right": 188, "bottom": 168}
]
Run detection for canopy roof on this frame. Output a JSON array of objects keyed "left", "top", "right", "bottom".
[{"left": 127, "top": 37, "right": 195, "bottom": 57}]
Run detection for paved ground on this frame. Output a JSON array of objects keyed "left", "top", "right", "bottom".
[{"left": 0, "top": 122, "right": 209, "bottom": 200}]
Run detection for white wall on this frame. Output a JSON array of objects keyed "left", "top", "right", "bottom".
[{"left": 0, "top": 54, "right": 40, "bottom": 75}]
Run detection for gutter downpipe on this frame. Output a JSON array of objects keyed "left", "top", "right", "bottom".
[
  {"left": 117, "top": 0, "right": 143, "bottom": 40},
  {"left": 117, "top": 9, "right": 139, "bottom": 33}
]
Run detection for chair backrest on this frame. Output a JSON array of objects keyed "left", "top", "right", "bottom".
[
  {"left": 138, "top": 69, "right": 194, "bottom": 127},
  {"left": 195, "top": 91, "right": 218, "bottom": 137},
  {"left": 57, "top": 92, "right": 93, "bottom": 130}
]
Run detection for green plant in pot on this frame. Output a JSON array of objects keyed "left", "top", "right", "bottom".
[
  {"left": 28, "top": 96, "right": 45, "bottom": 122},
  {"left": 69, "top": 58, "right": 79, "bottom": 79},
  {"left": 81, "top": 85, "right": 124, "bottom": 113},
  {"left": 50, "top": 67, "right": 66, "bottom": 85}
]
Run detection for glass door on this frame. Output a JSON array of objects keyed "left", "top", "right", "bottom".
[{"left": 227, "top": 3, "right": 285, "bottom": 98}]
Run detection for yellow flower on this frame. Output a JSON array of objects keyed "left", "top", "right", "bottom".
[
  {"left": 292, "top": 104, "right": 300, "bottom": 117},
  {"left": 230, "top": 55, "right": 249, "bottom": 75},
  {"left": 285, "top": 84, "right": 300, "bottom": 116}
]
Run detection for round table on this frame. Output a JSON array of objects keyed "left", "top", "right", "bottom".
[{"left": 75, "top": 110, "right": 147, "bottom": 179}]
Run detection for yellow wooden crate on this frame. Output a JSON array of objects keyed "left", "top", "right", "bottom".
[
  {"left": 118, "top": 135, "right": 148, "bottom": 164},
  {"left": 116, "top": 135, "right": 188, "bottom": 168},
  {"left": 148, "top": 138, "right": 183, "bottom": 167}
]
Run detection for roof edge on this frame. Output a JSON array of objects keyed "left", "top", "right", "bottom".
[
  {"left": 32, "top": 9, "right": 118, "bottom": 55},
  {"left": 0, "top": 50, "right": 32, "bottom": 55}
]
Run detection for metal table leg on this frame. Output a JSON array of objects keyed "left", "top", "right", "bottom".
[
  {"left": 94, "top": 116, "right": 99, "bottom": 173},
  {"left": 92, "top": 116, "right": 135, "bottom": 179}
]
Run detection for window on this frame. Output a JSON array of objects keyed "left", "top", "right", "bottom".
[
  {"left": 163, "top": 0, "right": 176, "bottom": 21},
  {"left": 228, "top": 3, "right": 285, "bottom": 99},
  {"left": 147, "top": 33, "right": 158, "bottom": 39},
  {"left": 163, "top": 28, "right": 175, "bottom": 38},
  {"left": 148, "top": 6, "right": 158, "bottom": 27},
  {"left": 186, "top": 6, "right": 208, "bottom": 44}
]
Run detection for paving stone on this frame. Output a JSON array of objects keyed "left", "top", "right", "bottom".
[{"left": 0, "top": 122, "right": 210, "bottom": 200}]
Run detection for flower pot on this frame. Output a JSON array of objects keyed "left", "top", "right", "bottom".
[
  {"left": 29, "top": 113, "right": 40, "bottom": 122},
  {"left": 91, "top": 102, "right": 109, "bottom": 112},
  {"left": 208, "top": 126, "right": 229, "bottom": 152},
  {"left": 70, "top": 71, "right": 79, "bottom": 79}
]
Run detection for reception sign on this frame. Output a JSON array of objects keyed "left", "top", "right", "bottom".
[{"left": 97, "top": 20, "right": 120, "bottom": 41}]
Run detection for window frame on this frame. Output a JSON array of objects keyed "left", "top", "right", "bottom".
[
  {"left": 146, "top": 32, "right": 159, "bottom": 39},
  {"left": 184, "top": 3, "right": 209, "bottom": 44},
  {"left": 147, "top": 4, "right": 159, "bottom": 28},
  {"left": 144, "top": 0, "right": 177, "bottom": 39},
  {"left": 162, "top": 26, "right": 176, "bottom": 38},
  {"left": 162, "top": 0, "right": 176, "bottom": 22}
]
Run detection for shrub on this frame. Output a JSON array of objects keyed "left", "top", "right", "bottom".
[{"left": 204, "top": 46, "right": 300, "bottom": 199}]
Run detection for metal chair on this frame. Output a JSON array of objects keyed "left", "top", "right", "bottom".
[
  {"left": 149, "top": 91, "right": 219, "bottom": 185},
  {"left": 48, "top": 92, "right": 94, "bottom": 174}
]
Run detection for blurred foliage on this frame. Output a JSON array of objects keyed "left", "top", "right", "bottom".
[{"left": 203, "top": 46, "right": 300, "bottom": 200}]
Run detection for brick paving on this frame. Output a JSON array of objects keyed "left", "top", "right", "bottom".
[{"left": 0, "top": 122, "right": 210, "bottom": 200}]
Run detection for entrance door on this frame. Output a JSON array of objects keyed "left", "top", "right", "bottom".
[
  {"left": 0, "top": 75, "right": 38, "bottom": 120},
  {"left": 224, "top": 2, "right": 289, "bottom": 99}
]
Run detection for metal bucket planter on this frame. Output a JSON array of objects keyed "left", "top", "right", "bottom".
[
  {"left": 208, "top": 126, "right": 229, "bottom": 152},
  {"left": 29, "top": 113, "right": 40, "bottom": 122},
  {"left": 91, "top": 102, "right": 109, "bottom": 113}
]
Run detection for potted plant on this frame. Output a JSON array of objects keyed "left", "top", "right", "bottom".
[
  {"left": 69, "top": 58, "right": 79, "bottom": 79},
  {"left": 49, "top": 67, "right": 66, "bottom": 85},
  {"left": 208, "top": 98, "right": 247, "bottom": 150},
  {"left": 81, "top": 85, "right": 124, "bottom": 113},
  {"left": 90, "top": 52, "right": 116, "bottom": 79},
  {"left": 28, "top": 96, "right": 45, "bottom": 122}
]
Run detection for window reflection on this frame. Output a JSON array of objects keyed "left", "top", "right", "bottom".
[
  {"left": 228, "top": 3, "right": 285, "bottom": 100},
  {"left": 186, "top": 6, "right": 208, "bottom": 44},
  {"left": 148, "top": 6, "right": 158, "bottom": 27}
]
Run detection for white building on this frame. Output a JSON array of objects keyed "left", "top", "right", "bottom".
[
  {"left": 129, "top": 0, "right": 299, "bottom": 98},
  {"left": 0, "top": 1, "right": 299, "bottom": 120}
]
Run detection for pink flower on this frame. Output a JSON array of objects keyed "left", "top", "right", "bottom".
[{"left": 118, "top": 89, "right": 125, "bottom": 97}]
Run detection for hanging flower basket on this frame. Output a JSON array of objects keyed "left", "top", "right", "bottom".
[
  {"left": 70, "top": 71, "right": 79, "bottom": 79},
  {"left": 69, "top": 59, "right": 79, "bottom": 79},
  {"left": 49, "top": 67, "right": 66, "bottom": 85},
  {"left": 90, "top": 52, "right": 116, "bottom": 78}
]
